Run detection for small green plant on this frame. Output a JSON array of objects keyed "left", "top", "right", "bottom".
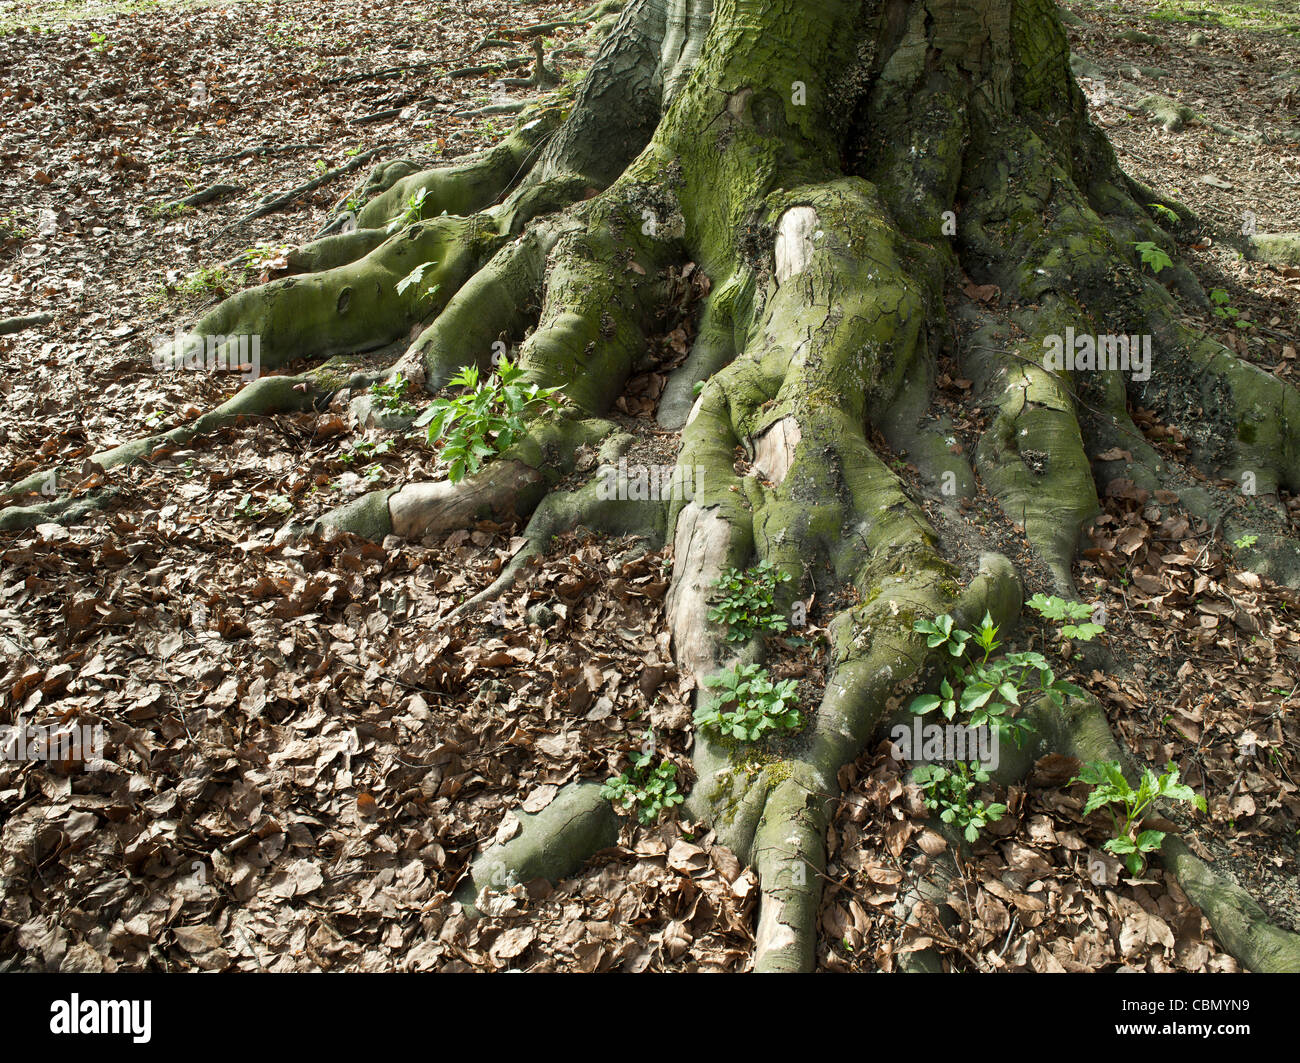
[
  {"left": 89, "top": 30, "right": 110, "bottom": 52},
  {"left": 601, "top": 749, "right": 684, "bottom": 825},
  {"left": 143, "top": 410, "right": 168, "bottom": 429},
  {"left": 695, "top": 663, "right": 800, "bottom": 742},
  {"left": 0, "top": 212, "right": 33, "bottom": 238},
  {"left": 1072, "top": 760, "right": 1206, "bottom": 875},
  {"left": 1209, "top": 288, "right": 1254, "bottom": 329},
  {"left": 387, "top": 187, "right": 428, "bottom": 233},
  {"left": 1233, "top": 533, "right": 1258, "bottom": 549},
  {"left": 909, "top": 612, "right": 1079, "bottom": 746},
  {"left": 415, "top": 358, "right": 563, "bottom": 483},
  {"left": 233, "top": 493, "right": 263, "bottom": 521},
  {"left": 337, "top": 438, "right": 394, "bottom": 465},
  {"left": 913, "top": 761, "right": 1007, "bottom": 843},
  {"left": 178, "top": 265, "right": 233, "bottom": 298},
  {"left": 1027, "top": 593, "right": 1105, "bottom": 641},
  {"left": 1148, "top": 203, "right": 1179, "bottom": 226},
  {"left": 1133, "top": 240, "right": 1172, "bottom": 275},
  {"left": 369, "top": 372, "right": 417, "bottom": 417},
  {"left": 395, "top": 260, "right": 441, "bottom": 304},
  {"left": 707, "top": 559, "right": 792, "bottom": 642}
]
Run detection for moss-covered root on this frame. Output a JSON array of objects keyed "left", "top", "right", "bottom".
[
  {"left": 354, "top": 104, "right": 568, "bottom": 232},
  {"left": 962, "top": 309, "right": 1100, "bottom": 595},
  {"left": 1165, "top": 321, "right": 1300, "bottom": 492},
  {"left": 514, "top": 165, "right": 686, "bottom": 414},
  {"left": 0, "top": 372, "right": 329, "bottom": 531},
  {"left": 752, "top": 769, "right": 829, "bottom": 972},
  {"left": 184, "top": 214, "right": 503, "bottom": 374},
  {"left": 391, "top": 218, "right": 569, "bottom": 396},
  {"left": 1159, "top": 838, "right": 1300, "bottom": 973},
  {"left": 743, "top": 554, "right": 1021, "bottom": 972},
  {"left": 285, "top": 227, "right": 392, "bottom": 275},
  {"left": 664, "top": 375, "right": 758, "bottom": 686},
  {"left": 453, "top": 781, "right": 621, "bottom": 917}
]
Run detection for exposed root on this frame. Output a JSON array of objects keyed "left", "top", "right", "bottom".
[
  {"left": 960, "top": 304, "right": 1100, "bottom": 594},
  {"left": 353, "top": 104, "right": 566, "bottom": 232},
  {"left": 455, "top": 781, "right": 620, "bottom": 916},
  {"left": 444, "top": 432, "right": 667, "bottom": 623},
  {"left": 311, "top": 414, "right": 614, "bottom": 541},
  {"left": 0, "top": 371, "right": 332, "bottom": 530}
]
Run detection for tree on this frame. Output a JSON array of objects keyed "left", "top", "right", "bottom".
[{"left": 5, "top": 0, "right": 1299, "bottom": 971}]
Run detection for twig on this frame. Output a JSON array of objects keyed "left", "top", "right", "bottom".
[{"left": 998, "top": 911, "right": 1020, "bottom": 959}]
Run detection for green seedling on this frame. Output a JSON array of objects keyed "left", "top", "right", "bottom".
[
  {"left": 695, "top": 663, "right": 800, "bottom": 742},
  {"left": 1072, "top": 759, "right": 1206, "bottom": 875},
  {"left": 415, "top": 358, "right": 563, "bottom": 484},
  {"left": 1027, "top": 592, "right": 1106, "bottom": 641},
  {"left": 913, "top": 761, "right": 1007, "bottom": 843},
  {"left": 707, "top": 559, "right": 792, "bottom": 643},
  {"left": 602, "top": 748, "right": 684, "bottom": 825},
  {"left": 1133, "top": 240, "right": 1172, "bottom": 275}
]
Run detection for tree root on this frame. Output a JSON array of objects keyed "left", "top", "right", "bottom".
[
  {"left": 0, "top": 371, "right": 334, "bottom": 530},
  {"left": 443, "top": 432, "right": 668, "bottom": 624},
  {"left": 455, "top": 781, "right": 620, "bottom": 916}
]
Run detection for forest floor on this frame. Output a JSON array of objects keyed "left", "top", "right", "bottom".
[{"left": 0, "top": 0, "right": 1296, "bottom": 972}]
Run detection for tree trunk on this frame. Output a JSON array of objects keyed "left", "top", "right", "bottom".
[{"left": 7, "top": 0, "right": 1300, "bottom": 971}]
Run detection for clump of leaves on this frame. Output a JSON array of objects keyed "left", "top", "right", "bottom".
[
  {"left": 707, "top": 559, "right": 792, "bottom": 642},
  {"left": 1233, "top": 533, "right": 1258, "bottom": 549},
  {"left": 913, "top": 761, "right": 1007, "bottom": 843},
  {"left": 1072, "top": 760, "right": 1207, "bottom": 875},
  {"left": 1027, "top": 592, "right": 1106, "bottom": 641},
  {"left": 695, "top": 663, "right": 800, "bottom": 742},
  {"left": 369, "top": 372, "right": 417, "bottom": 417},
  {"left": 602, "top": 749, "right": 684, "bottom": 825},
  {"left": 1133, "top": 240, "right": 1172, "bottom": 275},
  {"left": 415, "top": 358, "right": 563, "bottom": 484},
  {"left": 909, "top": 612, "right": 1075, "bottom": 746}
]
